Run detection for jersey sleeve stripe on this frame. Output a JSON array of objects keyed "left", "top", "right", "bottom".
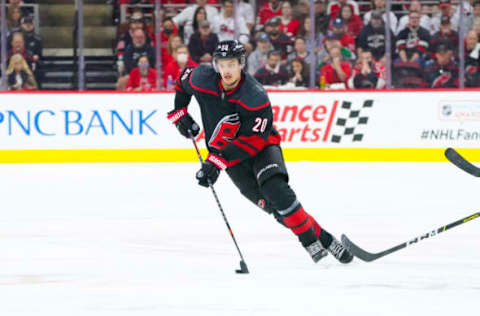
[
  {"left": 189, "top": 68, "right": 219, "bottom": 96},
  {"left": 228, "top": 98, "right": 270, "bottom": 111},
  {"left": 174, "top": 83, "right": 184, "bottom": 92}
]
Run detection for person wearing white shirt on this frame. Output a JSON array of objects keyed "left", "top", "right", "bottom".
[
  {"left": 363, "top": 0, "right": 397, "bottom": 33},
  {"left": 173, "top": 0, "right": 219, "bottom": 44},
  {"left": 451, "top": 0, "right": 475, "bottom": 36},
  {"left": 396, "top": 0, "right": 437, "bottom": 35},
  {"left": 212, "top": 0, "right": 250, "bottom": 47},
  {"left": 238, "top": 0, "right": 255, "bottom": 31}
]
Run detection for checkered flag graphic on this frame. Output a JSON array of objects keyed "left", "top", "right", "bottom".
[{"left": 330, "top": 100, "right": 373, "bottom": 143}]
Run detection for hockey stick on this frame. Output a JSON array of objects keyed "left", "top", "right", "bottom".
[
  {"left": 188, "top": 131, "right": 250, "bottom": 274},
  {"left": 445, "top": 148, "right": 480, "bottom": 177},
  {"left": 341, "top": 211, "right": 480, "bottom": 262}
]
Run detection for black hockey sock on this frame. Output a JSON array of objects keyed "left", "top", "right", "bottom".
[
  {"left": 282, "top": 205, "right": 318, "bottom": 247},
  {"left": 319, "top": 229, "right": 333, "bottom": 249}
]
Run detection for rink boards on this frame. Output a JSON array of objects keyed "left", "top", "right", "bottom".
[{"left": 0, "top": 89, "right": 479, "bottom": 163}]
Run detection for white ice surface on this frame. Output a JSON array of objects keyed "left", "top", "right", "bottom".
[{"left": 0, "top": 162, "right": 479, "bottom": 315}]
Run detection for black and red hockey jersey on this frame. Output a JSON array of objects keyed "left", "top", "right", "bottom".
[
  {"left": 424, "top": 60, "right": 459, "bottom": 88},
  {"left": 173, "top": 64, "right": 281, "bottom": 167}
]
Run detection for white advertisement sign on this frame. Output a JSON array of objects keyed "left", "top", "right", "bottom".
[{"left": 0, "top": 90, "right": 478, "bottom": 161}]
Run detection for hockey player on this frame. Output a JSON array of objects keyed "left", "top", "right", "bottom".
[{"left": 167, "top": 40, "right": 353, "bottom": 264}]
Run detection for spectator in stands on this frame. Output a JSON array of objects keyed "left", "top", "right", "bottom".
[
  {"left": 356, "top": 10, "right": 394, "bottom": 62},
  {"left": 429, "top": 15, "right": 459, "bottom": 59},
  {"left": 212, "top": 0, "right": 251, "bottom": 50},
  {"left": 319, "top": 45, "right": 351, "bottom": 88},
  {"left": 432, "top": 0, "right": 455, "bottom": 32},
  {"left": 20, "top": 15, "right": 42, "bottom": 63},
  {"left": 334, "top": 5, "right": 362, "bottom": 38},
  {"left": 164, "top": 34, "right": 183, "bottom": 67},
  {"left": 188, "top": 20, "right": 218, "bottom": 64},
  {"left": 173, "top": 0, "right": 218, "bottom": 44},
  {"left": 117, "top": 29, "right": 156, "bottom": 90},
  {"left": 257, "top": 0, "right": 283, "bottom": 30},
  {"left": 451, "top": 0, "right": 475, "bottom": 36},
  {"left": 465, "top": 29, "right": 480, "bottom": 60},
  {"left": 160, "top": 17, "right": 178, "bottom": 66},
  {"left": 238, "top": 0, "right": 255, "bottom": 31},
  {"left": 330, "top": 18, "right": 355, "bottom": 54},
  {"left": 7, "top": 53, "right": 37, "bottom": 90},
  {"left": 116, "top": 7, "right": 146, "bottom": 37},
  {"left": 314, "top": 0, "right": 330, "bottom": 34},
  {"left": 424, "top": 41, "right": 458, "bottom": 88},
  {"left": 327, "top": 0, "right": 359, "bottom": 19},
  {"left": 397, "top": 0, "right": 437, "bottom": 36},
  {"left": 247, "top": 32, "right": 272, "bottom": 76},
  {"left": 348, "top": 49, "right": 385, "bottom": 89},
  {"left": 452, "top": 0, "right": 480, "bottom": 35},
  {"left": 116, "top": 12, "right": 152, "bottom": 74},
  {"left": 468, "top": 1, "right": 480, "bottom": 34},
  {"left": 364, "top": 0, "right": 397, "bottom": 33},
  {"left": 300, "top": 16, "right": 328, "bottom": 62},
  {"left": 264, "top": 16, "right": 292, "bottom": 61},
  {"left": 323, "top": 31, "right": 344, "bottom": 60},
  {"left": 288, "top": 58, "right": 309, "bottom": 87},
  {"left": 465, "top": 30, "right": 480, "bottom": 86},
  {"left": 472, "top": 18, "right": 480, "bottom": 38},
  {"left": 254, "top": 50, "right": 289, "bottom": 86},
  {"left": 163, "top": 44, "right": 197, "bottom": 89},
  {"left": 7, "top": 5, "right": 22, "bottom": 31},
  {"left": 124, "top": 29, "right": 156, "bottom": 74},
  {"left": 472, "top": 2, "right": 480, "bottom": 27},
  {"left": 279, "top": 1, "right": 299, "bottom": 40},
  {"left": 288, "top": 37, "right": 311, "bottom": 63},
  {"left": 395, "top": 11, "right": 431, "bottom": 66},
  {"left": 126, "top": 55, "right": 157, "bottom": 91},
  {"left": 184, "top": 6, "right": 207, "bottom": 46},
  {"left": 8, "top": 32, "right": 37, "bottom": 77},
  {"left": 294, "top": 0, "right": 309, "bottom": 21}
]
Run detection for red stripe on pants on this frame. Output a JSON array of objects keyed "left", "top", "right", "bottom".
[
  {"left": 283, "top": 207, "right": 307, "bottom": 227},
  {"left": 307, "top": 214, "right": 321, "bottom": 238},
  {"left": 284, "top": 207, "right": 313, "bottom": 235},
  {"left": 291, "top": 217, "right": 312, "bottom": 235}
]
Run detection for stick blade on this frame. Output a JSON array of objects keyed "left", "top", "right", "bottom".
[
  {"left": 445, "top": 148, "right": 480, "bottom": 177},
  {"left": 235, "top": 260, "right": 249, "bottom": 274},
  {"left": 341, "top": 234, "right": 381, "bottom": 262}
]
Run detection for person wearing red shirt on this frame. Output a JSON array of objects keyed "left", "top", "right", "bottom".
[
  {"left": 279, "top": 1, "right": 299, "bottom": 39},
  {"left": 327, "top": 0, "right": 360, "bottom": 19},
  {"left": 163, "top": 44, "right": 198, "bottom": 89},
  {"left": 330, "top": 17, "right": 355, "bottom": 52},
  {"left": 126, "top": 56, "right": 158, "bottom": 91},
  {"left": 163, "top": 34, "right": 183, "bottom": 72},
  {"left": 257, "top": 0, "right": 283, "bottom": 28},
  {"left": 155, "top": 17, "right": 178, "bottom": 67},
  {"left": 320, "top": 46, "right": 351, "bottom": 87},
  {"left": 332, "top": 5, "right": 362, "bottom": 38}
]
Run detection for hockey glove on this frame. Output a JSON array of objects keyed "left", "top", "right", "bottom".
[
  {"left": 167, "top": 107, "right": 200, "bottom": 138},
  {"left": 196, "top": 154, "right": 228, "bottom": 187}
]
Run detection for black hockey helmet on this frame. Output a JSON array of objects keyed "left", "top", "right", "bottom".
[{"left": 212, "top": 40, "right": 246, "bottom": 72}]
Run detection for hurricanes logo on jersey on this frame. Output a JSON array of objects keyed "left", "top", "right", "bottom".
[{"left": 208, "top": 113, "right": 241, "bottom": 150}]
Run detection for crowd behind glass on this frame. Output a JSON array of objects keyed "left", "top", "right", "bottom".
[{"left": 2, "top": 0, "right": 480, "bottom": 91}]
